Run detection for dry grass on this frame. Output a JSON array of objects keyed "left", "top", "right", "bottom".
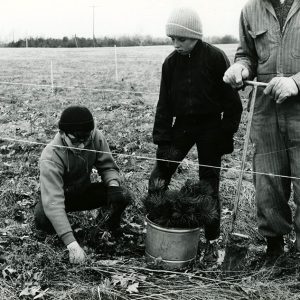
[{"left": 1, "top": 44, "right": 299, "bottom": 299}]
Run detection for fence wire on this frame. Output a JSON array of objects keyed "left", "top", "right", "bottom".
[
  {"left": 1, "top": 136, "right": 300, "bottom": 181},
  {"left": 1, "top": 49, "right": 299, "bottom": 182}
]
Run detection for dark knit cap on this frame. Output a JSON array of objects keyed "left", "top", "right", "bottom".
[{"left": 58, "top": 106, "right": 94, "bottom": 133}]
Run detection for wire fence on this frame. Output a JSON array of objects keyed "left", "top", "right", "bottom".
[
  {"left": 1, "top": 135, "right": 300, "bottom": 182},
  {"left": 1, "top": 46, "right": 299, "bottom": 182},
  {"left": 0, "top": 81, "right": 159, "bottom": 95}
]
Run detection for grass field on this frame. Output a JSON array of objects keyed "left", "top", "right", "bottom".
[{"left": 0, "top": 44, "right": 300, "bottom": 300}]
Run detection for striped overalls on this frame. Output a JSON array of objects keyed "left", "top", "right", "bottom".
[{"left": 235, "top": 0, "right": 300, "bottom": 237}]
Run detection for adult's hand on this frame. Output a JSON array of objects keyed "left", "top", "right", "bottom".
[
  {"left": 223, "top": 63, "right": 250, "bottom": 89},
  {"left": 67, "top": 241, "right": 86, "bottom": 264},
  {"left": 264, "top": 77, "right": 298, "bottom": 104}
]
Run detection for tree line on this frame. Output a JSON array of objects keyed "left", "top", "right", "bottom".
[{"left": 4, "top": 35, "right": 238, "bottom": 48}]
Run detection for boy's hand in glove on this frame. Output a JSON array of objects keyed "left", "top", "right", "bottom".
[
  {"left": 67, "top": 241, "right": 86, "bottom": 264},
  {"left": 106, "top": 186, "right": 130, "bottom": 231}
]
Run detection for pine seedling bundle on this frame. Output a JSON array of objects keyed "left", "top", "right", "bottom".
[{"left": 144, "top": 180, "right": 219, "bottom": 229}]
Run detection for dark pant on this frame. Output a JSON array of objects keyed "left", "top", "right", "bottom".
[
  {"left": 34, "top": 182, "right": 116, "bottom": 233},
  {"left": 149, "top": 119, "right": 222, "bottom": 240}
]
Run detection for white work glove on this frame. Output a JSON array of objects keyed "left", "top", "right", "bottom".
[
  {"left": 223, "top": 63, "right": 250, "bottom": 89},
  {"left": 264, "top": 77, "right": 299, "bottom": 104},
  {"left": 67, "top": 241, "right": 86, "bottom": 264}
]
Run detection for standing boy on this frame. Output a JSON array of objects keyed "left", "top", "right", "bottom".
[{"left": 149, "top": 7, "right": 242, "bottom": 249}]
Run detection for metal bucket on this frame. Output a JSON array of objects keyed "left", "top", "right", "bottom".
[{"left": 145, "top": 216, "right": 200, "bottom": 269}]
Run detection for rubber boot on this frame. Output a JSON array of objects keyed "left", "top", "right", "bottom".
[
  {"left": 265, "top": 236, "right": 284, "bottom": 266},
  {"left": 266, "top": 236, "right": 284, "bottom": 256}
]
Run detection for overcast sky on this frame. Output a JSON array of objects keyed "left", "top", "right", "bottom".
[{"left": 0, "top": 0, "right": 248, "bottom": 42}]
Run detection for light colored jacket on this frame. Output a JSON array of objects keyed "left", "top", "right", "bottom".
[
  {"left": 235, "top": 0, "right": 300, "bottom": 86},
  {"left": 234, "top": 0, "right": 300, "bottom": 126},
  {"left": 40, "top": 129, "right": 120, "bottom": 245}
]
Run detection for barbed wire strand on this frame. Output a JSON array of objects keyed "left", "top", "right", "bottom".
[
  {"left": 0, "top": 81, "right": 159, "bottom": 95},
  {"left": 1, "top": 135, "right": 300, "bottom": 181}
]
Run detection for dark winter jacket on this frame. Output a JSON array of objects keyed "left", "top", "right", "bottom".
[{"left": 153, "top": 40, "right": 242, "bottom": 145}]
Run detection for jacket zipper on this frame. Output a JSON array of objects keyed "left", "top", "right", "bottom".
[{"left": 76, "top": 153, "right": 88, "bottom": 173}]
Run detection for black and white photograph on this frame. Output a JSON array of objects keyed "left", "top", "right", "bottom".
[{"left": 1, "top": 0, "right": 300, "bottom": 299}]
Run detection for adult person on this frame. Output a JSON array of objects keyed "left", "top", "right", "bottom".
[
  {"left": 223, "top": 0, "right": 300, "bottom": 261},
  {"left": 148, "top": 7, "right": 242, "bottom": 254},
  {"left": 34, "top": 106, "right": 130, "bottom": 264}
]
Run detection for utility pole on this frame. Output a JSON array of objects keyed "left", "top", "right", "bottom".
[
  {"left": 90, "top": 5, "right": 101, "bottom": 47},
  {"left": 92, "top": 5, "right": 95, "bottom": 47},
  {"left": 25, "top": 31, "right": 28, "bottom": 47},
  {"left": 91, "top": 5, "right": 96, "bottom": 47},
  {"left": 74, "top": 34, "right": 78, "bottom": 48}
]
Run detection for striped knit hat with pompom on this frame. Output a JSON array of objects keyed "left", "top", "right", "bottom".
[{"left": 166, "top": 7, "right": 203, "bottom": 40}]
